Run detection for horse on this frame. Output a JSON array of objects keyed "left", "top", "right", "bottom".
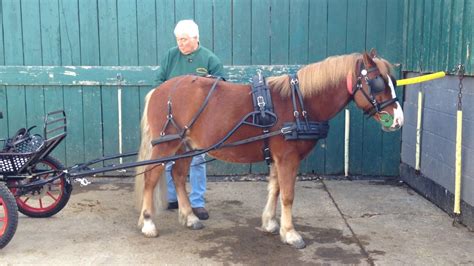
[{"left": 134, "top": 49, "right": 404, "bottom": 249}]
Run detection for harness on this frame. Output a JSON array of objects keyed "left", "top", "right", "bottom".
[
  {"left": 352, "top": 60, "right": 398, "bottom": 117},
  {"left": 281, "top": 74, "right": 329, "bottom": 141},
  {"left": 153, "top": 74, "right": 329, "bottom": 166}
]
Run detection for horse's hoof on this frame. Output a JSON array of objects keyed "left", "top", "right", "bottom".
[
  {"left": 290, "top": 239, "right": 306, "bottom": 249},
  {"left": 281, "top": 230, "right": 306, "bottom": 249},
  {"left": 190, "top": 221, "right": 204, "bottom": 230},
  {"left": 141, "top": 219, "right": 159, "bottom": 237},
  {"left": 262, "top": 219, "right": 279, "bottom": 235}
]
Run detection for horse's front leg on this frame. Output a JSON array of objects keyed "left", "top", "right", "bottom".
[
  {"left": 262, "top": 164, "right": 280, "bottom": 234},
  {"left": 276, "top": 159, "right": 306, "bottom": 249},
  {"left": 172, "top": 157, "right": 204, "bottom": 230}
]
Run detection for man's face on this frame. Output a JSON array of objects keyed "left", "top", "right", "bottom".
[{"left": 176, "top": 34, "right": 199, "bottom": 55}]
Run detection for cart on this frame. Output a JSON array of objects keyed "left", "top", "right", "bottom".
[{"left": 0, "top": 110, "right": 68, "bottom": 248}]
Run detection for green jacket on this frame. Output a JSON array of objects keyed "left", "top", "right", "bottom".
[{"left": 156, "top": 46, "right": 224, "bottom": 86}]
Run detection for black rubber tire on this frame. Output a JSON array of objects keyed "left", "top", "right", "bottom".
[
  {"left": 0, "top": 182, "right": 18, "bottom": 249},
  {"left": 13, "top": 156, "right": 72, "bottom": 218}
]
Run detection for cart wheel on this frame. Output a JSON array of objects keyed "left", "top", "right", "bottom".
[
  {"left": 0, "top": 183, "right": 18, "bottom": 249},
  {"left": 10, "top": 156, "right": 72, "bottom": 218}
]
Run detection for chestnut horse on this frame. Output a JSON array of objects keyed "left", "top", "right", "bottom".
[{"left": 135, "top": 50, "right": 404, "bottom": 249}]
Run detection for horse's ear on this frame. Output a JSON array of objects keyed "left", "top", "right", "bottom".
[
  {"left": 363, "top": 51, "right": 376, "bottom": 67},
  {"left": 369, "top": 48, "right": 377, "bottom": 58}
]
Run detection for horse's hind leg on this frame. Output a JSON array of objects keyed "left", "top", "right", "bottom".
[
  {"left": 171, "top": 154, "right": 204, "bottom": 230},
  {"left": 262, "top": 164, "right": 280, "bottom": 234},
  {"left": 140, "top": 161, "right": 165, "bottom": 237},
  {"left": 139, "top": 143, "right": 179, "bottom": 237},
  {"left": 275, "top": 158, "right": 306, "bottom": 249}
]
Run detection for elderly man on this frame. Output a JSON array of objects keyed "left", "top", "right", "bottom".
[{"left": 156, "top": 19, "right": 224, "bottom": 220}]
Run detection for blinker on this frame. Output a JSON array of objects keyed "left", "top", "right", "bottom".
[{"left": 367, "top": 75, "right": 386, "bottom": 94}]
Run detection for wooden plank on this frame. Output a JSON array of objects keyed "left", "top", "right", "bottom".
[
  {"left": 79, "top": 0, "right": 103, "bottom": 162},
  {"left": 404, "top": 0, "right": 415, "bottom": 71},
  {"left": 194, "top": 0, "right": 213, "bottom": 50},
  {"left": 98, "top": 0, "right": 119, "bottom": 66},
  {"left": 429, "top": 0, "right": 442, "bottom": 71},
  {"left": 232, "top": 0, "right": 252, "bottom": 65},
  {"left": 0, "top": 87, "right": 7, "bottom": 140},
  {"left": 0, "top": 65, "right": 311, "bottom": 86},
  {"left": 41, "top": 0, "right": 66, "bottom": 161},
  {"left": 289, "top": 0, "right": 309, "bottom": 64},
  {"left": 99, "top": 0, "right": 119, "bottom": 164},
  {"left": 213, "top": 0, "right": 232, "bottom": 64},
  {"left": 382, "top": 1, "right": 404, "bottom": 176},
  {"left": 0, "top": 5, "right": 6, "bottom": 139},
  {"left": 327, "top": 0, "right": 347, "bottom": 56},
  {"left": 251, "top": 0, "right": 271, "bottom": 64},
  {"left": 137, "top": 0, "right": 158, "bottom": 66},
  {"left": 308, "top": 0, "right": 327, "bottom": 62},
  {"left": 60, "top": 0, "right": 83, "bottom": 166},
  {"left": 449, "top": 0, "right": 465, "bottom": 71},
  {"left": 22, "top": 0, "right": 45, "bottom": 135},
  {"left": 270, "top": 0, "right": 289, "bottom": 64},
  {"left": 362, "top": 0, "right": 387, "bottom": 176},
  {"left": 440, "top": 0, "right": 453, "bottom": 72},
  {"left": 324, "top": 0, "right": 348, "bottom": 174},
  {"left": 346, "top": 0, "right": 367, "bottom": 175},
  {"left": 421, "top": 0, "right": 432, "bottom": 72},
  {"left": 413, "top": 0, "right": 423, "bottom": 71},
  {"left": 2, "top": 1, "right": 26, "bottom": 137},
  {"left": 156, "top": 0, "right": 176, "bottom": 62},
  {"left": 0, "top": 66, "right": 160, "bottom": 86},
  {"left": 303, "top": 0, "right": 328, "bottom": 173},
  {"left": 175, "top": 0, "right": 194, "bottom": 21},
  {"left": 118, "top": 1, "right": 140, "bottom": 159}
]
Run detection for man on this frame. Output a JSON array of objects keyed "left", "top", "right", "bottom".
[{"left": 156, "top": 19, "right": 224, "bottom": 220}]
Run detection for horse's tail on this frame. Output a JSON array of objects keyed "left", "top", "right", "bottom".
[{"left": 135, "top": 89, "right": 168, "bottom": 213}]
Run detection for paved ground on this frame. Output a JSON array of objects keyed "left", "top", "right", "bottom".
[{"left": 1, "top": 177, "right": 473, "bottom": 265}]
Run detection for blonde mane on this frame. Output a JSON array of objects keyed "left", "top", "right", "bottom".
[{"left": 267, "top": 53, "right": 393, "bottom": 97}]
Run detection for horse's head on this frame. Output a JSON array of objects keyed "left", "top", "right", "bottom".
[{"left": 351, "top": 49, "right": 404, "bottom": 131}]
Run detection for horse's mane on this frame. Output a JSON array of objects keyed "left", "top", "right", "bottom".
[{"left": 267, "top": 53, "right": 393, "bottom": 97}]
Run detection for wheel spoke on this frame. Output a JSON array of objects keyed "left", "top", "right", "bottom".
[
  {"left": 39, "top": 198, "right": 44, "bottom": 209},
  {"left": 22, "top": 197, "right": 30, "bottom": 204},
  {"left": 46, "top": 191, "right": 58, "bottom": 201}
]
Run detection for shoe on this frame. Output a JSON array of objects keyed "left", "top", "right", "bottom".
[
  {"left": 167, "top": 201, "right": 178, "bottom": 210},
  {"left": 192, "top": 207, "right": 209, "bottom": 220}
]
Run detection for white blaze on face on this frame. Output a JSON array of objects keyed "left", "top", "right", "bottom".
[{"left": 387, "top": 75, "right": 404, "bottom": 128}]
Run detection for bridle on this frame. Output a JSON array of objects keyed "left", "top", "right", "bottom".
[{"left": 352, "top": 60, "right": 398, "bottom": 117}]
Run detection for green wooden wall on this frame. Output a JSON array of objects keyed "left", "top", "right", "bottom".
[
  {"left": 403, "top": 0, "right": 473, "bottom": 75},
  {"left": 0, "top": 0, "right": 405, "bottom": 176}
]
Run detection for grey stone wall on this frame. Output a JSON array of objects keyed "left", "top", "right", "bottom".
[{"left": 401, "top": 73, "right": 474, "bottom": 206}]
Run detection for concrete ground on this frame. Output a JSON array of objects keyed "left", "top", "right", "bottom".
[{"left": 1, "top": 178, "right": 473, "bottom": 265}]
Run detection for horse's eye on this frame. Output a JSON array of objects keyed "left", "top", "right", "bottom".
[{"left": 368, "top": 75, "right": 386, "bottom": 94}]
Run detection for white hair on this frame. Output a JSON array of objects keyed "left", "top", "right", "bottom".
[{"left": 174, "top": 20, "right": 199, "bottom": 39}]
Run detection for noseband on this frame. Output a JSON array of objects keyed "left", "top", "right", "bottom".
[{"left": 352, "top": 60, "right": 398, "bottom": 117}]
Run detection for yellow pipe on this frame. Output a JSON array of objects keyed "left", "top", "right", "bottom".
[
  {"left": 415, "top": 91, "right": 423, "bottom": 171},
  {"left": 454, "top": 110, "right": 463, "bottom": 214},
  {"left": 397, "top": 71, "right": 446, "bottom": 86}
]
